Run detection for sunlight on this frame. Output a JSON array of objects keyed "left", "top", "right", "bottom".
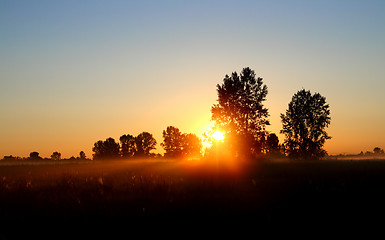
[
  {"left": 212, "top": 130, "right": 225, "bottom": 142},
  {"left": 200, "top": 125, "right": 225, "bottom": 151},
  {"left": 202, "top": 140, "right": 212, "bottom": 149}
]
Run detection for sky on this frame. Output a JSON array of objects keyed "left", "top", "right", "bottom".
[{"left": 1, "top": 0, "right": 384, "bottom": 158}]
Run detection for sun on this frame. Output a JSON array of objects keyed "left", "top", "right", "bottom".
[{"left": 212, "top": 130, "right": 225, "bottom": 142}]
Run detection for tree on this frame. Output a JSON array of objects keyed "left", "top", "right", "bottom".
[
  {"left": 51, "top": 152, "right": 61, "bottom": 161},
  {"left": 92, "top": 137, "right": 120, "bottom": 160},
  {"left": 211, "top": 67, "right": 269, "bottom": 156},
  {"left": 266, "top": 133, "right": 280, "bottom": 155},
  {"left": 79, "top": 151, "right": 86, "bottom": 160},
  {"left": 373, "top": 147, "right": 384, "bottom": 154},
  {"left": 120, "top": 134, "right": 136, "bottom": 158},
  {"left": 134, "top": 132, "right": 157, "bottom": 157},
  {"left": 29, "top": 152, "right": 42, "bottom": 160},
  {"left": 161, "top": 126, "right": 184, "bottom": 158},
  {"left": 160, "top": 126, "right": 202, "bottom": 158},
  {"left": 182, "top": 133, "right": 202, "bottom": 158},
  {"left": 280, "top": 89, "right": 331, "bottom": 159},
  {"left": 161, "top": 126, "right": 202, "bottom": 159}
]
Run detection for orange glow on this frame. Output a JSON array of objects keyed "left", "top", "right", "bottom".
[
  {"left": 201, "top": 125, "right": 225, "bottom": 151},
  {"left": 212, "top": 130, "right": 224, "bottom": 142},
  {"left": 202, "top": 140, "right": 212, "bottom": 150}
]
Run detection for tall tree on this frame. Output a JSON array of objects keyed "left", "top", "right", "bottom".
[
  {"left": 92, "top": 137, "right": 120, "bottom": 160},
  {"left": 280, "top": 89, "right": 331, "bottom": 159},
  {"left": 120, "top": 134, "right": 136, "bottom": 158},
  {"left": 161, "top": 126, "right": 184, "bottom": 158},
  {"left": 211, "top": 67, "right": 269, "bottom": 156},
  {"left": 135, "top": 132, "right": 157, "bottom": 157}
]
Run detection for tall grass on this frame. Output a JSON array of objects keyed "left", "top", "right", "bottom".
[{"left": 1, "top": 158, "right": 385, "bottom": 224}]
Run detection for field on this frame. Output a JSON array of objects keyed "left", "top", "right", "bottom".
[{"left": 1, "top": 158, "right": 385, "bottom": 234}]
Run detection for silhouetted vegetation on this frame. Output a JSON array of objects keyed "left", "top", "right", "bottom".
[
  {"left": 281, "top": 89, "right": 331, "bottom": 159},
  {"left": 29, "top": 151, "right": 42, "bottom": 160},
  {"left": 79, "top": 151, "right": 87, "bottom": 160},
  {"left": 92, "top": 137, "right": 121, "bottom": 160},
  {"left": 211, "top": 67, "right": 269, "bottom": 158},
  {"left": 92, "top": 132, "right": 158, "bottom": 160},
  {"left": 161, "top": 126, "right": 184, "bottom": 158},
  {"left": 0, "top": 67, "right": 338, "bottom": 162},
  {"left": 1, "top": 66, "right": 385, "bottom": 233},
  {"left": 120, "top": 134, "right": 136, "bottom": 158},
  {"left": 373, "top": 147, "right": 385, "bottom": 154},
  {"left": 134, "top": 132, "right": 157, "bottom": 158},
  {"left": 265, "top": 133, "right": 281, "bottom": 156},
  {"left": 182, "top": 133, "right": 202, "bottom": 159},
  {"left": 335, "top": 147, "right": 385, "bottom": 159},
  {"left": 161, "top": 126, "right": 202, "bottom": 159},
  {"left": 51, "top": 151, "right": 61, "bottom": 161},
  {"left": 1, "top": 159, "right": 385, "bottom": 229}
]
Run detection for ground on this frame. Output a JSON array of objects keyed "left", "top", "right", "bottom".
[{"left": 1, "top": 158, "right": 385, "bottom": 235}]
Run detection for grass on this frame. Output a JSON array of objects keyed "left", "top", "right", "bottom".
[{"left": 1, "top": 158, "right": 385, "bottom": 233}]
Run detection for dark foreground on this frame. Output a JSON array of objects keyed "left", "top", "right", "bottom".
[{"left": 1, "top": 158, "right": 385, "bottom": 235}]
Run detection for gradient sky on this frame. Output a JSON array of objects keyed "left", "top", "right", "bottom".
[{"left": 1, "top": 0, "right": 384, "bottom": 158}]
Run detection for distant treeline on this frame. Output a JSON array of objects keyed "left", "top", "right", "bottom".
[
  {"left": 2, "top": 151, "right": 91, "bottom": 162},
  {"left": 329, "top": 147, "right": 385, "bottom": 159}
]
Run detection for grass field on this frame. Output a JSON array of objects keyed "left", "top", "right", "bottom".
[{"left": 1, "top": 158, "right": 385, "bottom": 234}]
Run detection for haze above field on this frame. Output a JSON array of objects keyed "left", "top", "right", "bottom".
[{"left": 1, "top": 0, "right": 384, "bottom": 158}]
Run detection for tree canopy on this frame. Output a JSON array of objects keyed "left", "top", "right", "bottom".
[
  {"left": 120, "top": 134, "right": 136, "bottom": 158},
  {"left": 211, "top": 67, "right": 269, "bottom": 157},
  {"left": 161, "top": 126, "right": 184, "bottom": 158},
  {"left": 92, "top": 132, "right": 158, "bottom": 160},
  {"left": 280, "top": 89, "right": 331, "bottom": 159},
  {"left": 266, "top": 133, "right": 280, "bottom": 155},
  {"left": 92, "top": 137, "right": 120, "bottom": 160},
  {"left": 51, "top": 152, "right": 61, "bottom": 161},
  {"left": 161, "top": 126, "right": 202, "bottom": 159},
  {"left": 134, "top": 132, "right": 157, "bottom": 158},
  {"left": 182, "top": 133, "right": 202, "bottom": 158}
]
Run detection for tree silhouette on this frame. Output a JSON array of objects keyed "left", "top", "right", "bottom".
[
  {"left": 182, "top": 133, "right": 202, "bottom": 158},
  {"left": 266, "top": 133, "right": 280, "bottom": 155},
  {"left": 29, "top": 152, "right": 42, "bottom": 160},
  {"left": 161, "top": 126, "right": 184, "bottom": 158},
  {"left": 211, "top": 67, "right": 269, "bottom": 157},
  {"left": 79, "top": 151, "right": 86, "bottom": 160},
  {"left": 373, "top": 147, "right": 384, "bottom": 154},
  {"left": 51, "top": 152, "right": 61, "bottom": 161},
  {"left": 281, "top": 89, "right": 331, "bottom": 159},
  {"left": 120, "top": 134, "right": 136, "bottom": 158},
  {"left": 134, "top": 132, "right": 157, "bottom": 157},
  {"left": 92, "top": 137, "right": 120, "bottom": 160},
  {"left": 161, "top": 126, "right": 202, "bottom": 159}
]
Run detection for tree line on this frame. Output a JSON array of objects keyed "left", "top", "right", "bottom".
[
  {"left": 91, "top": 66, "right": 332, "bottom": 160},
  {"left": 4, "top": 66, "right": 383, "bottom": 161},
  {"left": 92, "top": 132, "right": 159, "bottom": 160},
  {"left": 1, "top": 67, "right": 330, "bottom": 161},
  {"left": 2, "top": 151, "right": 90, "bottom": 161},
  {"left": 91, "top": 127, "right": 202, "bottom": 160}
]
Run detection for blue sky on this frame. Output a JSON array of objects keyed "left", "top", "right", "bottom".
[{"left": 1, "top": 0, "right": 384, "bottom": 157}]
